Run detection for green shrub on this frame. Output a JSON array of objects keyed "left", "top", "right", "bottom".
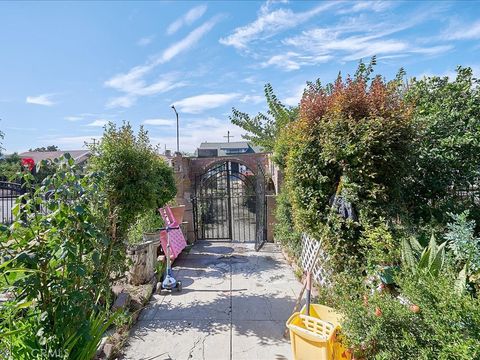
[
  {"left": 0, "top": 153, "right": 22, "bottom": 181},
  {"left": 405, "top": 67, "right": 480, "bottom": 227},
  {"left": 0, "top": 156, "right": 116, "bottom": 358},
  {"left": 89, "top": 122, "right": 176, "bottom": 237},
  {"left": 127, "top": 209, "right": 164, "bottom": 245},
  {"left": 274, "top": 189, "right": 302, "bottom": 257},
  {"left": 318, "top": 269, "right": 480, "bottom": 360}
]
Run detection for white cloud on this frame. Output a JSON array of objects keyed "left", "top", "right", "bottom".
[
  {"left": 173, "top": 93, "right": 240, "bottom": 114},
  {"left": 240, "top": 94, "right": 264, "bottom": 104},
  {"left": 137, "top": 35, "right": 154, "bottom": 46},
  {"left": 64, "top": 116, "right": 83, "bottom": 122},
  {"left": 143, "top": 118, "right": 175, "bottom": 126},
  {"left": 106, "top": 95, "right": 137, "bottom": 109},
  {"left": 26, "top": 94, "right": 56, "bottom": 106},
  {"left": 337, "top": 1, "right": 392, "bottom": 14},
  {"left": 167, "top": 5, "right": 207, "bottom": 35},
  {"left": 445, "top": 20, "right": 480, "bottom": 40},
  {"left": 86, "top": 119, "right": 109, "bottom": 127},
  {"left": 283, "top": 84, "right": 305, "bottom": 107},
  {"left": 283, "top": 23, "right": 453, "bottom": 63},
  {"left": 261, "top": 51, "right": 332, "bottom": 71},
  {"left": 105, "top": 17, "right": 219, "bottom": 108},
  {"left": 219, "top": 2, "right": 336, "bottom": 50},
  {"left": 162, "top": 16, "right": 219, "bottom": 62}
]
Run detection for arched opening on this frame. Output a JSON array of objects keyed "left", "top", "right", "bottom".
[{"left": 193, "top": 160, "right": 266, "bottom": 248}]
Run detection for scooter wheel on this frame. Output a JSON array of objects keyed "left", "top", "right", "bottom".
[{"left": 177, "top": 281, "right": 182, "bottom": 292}]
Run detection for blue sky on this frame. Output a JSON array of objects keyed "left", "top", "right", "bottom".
[{"left": 1, "top": 0, "right": 479, "bottom": 153}]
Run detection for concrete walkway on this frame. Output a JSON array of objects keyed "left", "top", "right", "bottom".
[{"left": 122, "top": 241, "right": 303, "bottom": 360}]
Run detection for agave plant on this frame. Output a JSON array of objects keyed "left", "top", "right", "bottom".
[{"left": 401, "top": 234, "right": 447, "bottom": 277}]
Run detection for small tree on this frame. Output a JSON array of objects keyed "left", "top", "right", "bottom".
[
  {"left": 0, "top": 153, "right": 22, "bottom": 181},
  {"left": 230, "top": 83, "right": 298, "bottom": 157},
  {"left": 29, "top": 145, "right": 59, "bottom": 152},
  {"left": 89, "top": 122, "right": 176, "bottom": 238}
]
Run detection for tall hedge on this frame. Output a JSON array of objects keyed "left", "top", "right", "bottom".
[{"left": 283, "top": 62, "right": 414, "bottom": 271}]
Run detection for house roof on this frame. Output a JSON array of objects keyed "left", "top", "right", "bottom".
[
  {"left": 19, "top": 150, "right": 91, "bottom": 164},
  {"left": 198, "top": 141, "right": 251, "bottom": 150}
]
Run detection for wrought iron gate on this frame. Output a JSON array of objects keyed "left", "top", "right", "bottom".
[
  {"left": 0, "top": 181, "right": 24, "bottom": 224},
  {"left": 192, "top": 161, "right": 266, "bottom": 250}
]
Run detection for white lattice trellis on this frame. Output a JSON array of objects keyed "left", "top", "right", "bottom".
[{"left": 300, "top": 233, "right": 332, "bottom": 287}]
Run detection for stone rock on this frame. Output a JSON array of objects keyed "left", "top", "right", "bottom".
[
  {"left": 129, "top": 283, "right": 154, "bottom": 312},
  {"left": 102, "top": 343, "right": 114, "bottom": 359},
  {"left": 112, "top": 291, "right": 131, "bottom": 311}
]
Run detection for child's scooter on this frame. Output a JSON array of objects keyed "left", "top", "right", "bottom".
[{"left": 160, "top": 225, "right": 182, "bottom": 293}]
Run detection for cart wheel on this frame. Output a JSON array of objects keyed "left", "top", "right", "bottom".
[{"left": 177, "top": 281, "right": 182, "bottom": 292}]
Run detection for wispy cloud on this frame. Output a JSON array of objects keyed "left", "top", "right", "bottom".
[
  {"left": 445, "top": 20, "right": 480, "bottom": 40},
  {"left": 64, "top": 116, "right": 83, "bottom": 122},
  {"left": 240, "top": 94, "right": 264, "bottom": 105},
  {"left": 173, "top": 93, "right": 240, "bottom": 114},
  {"left": 86, "top": 119, "right": 109, "bottom": 127},
  {"left": 137, "top": 35, "right": 154, "bottom": 46},
  {"left": 162, "top": 16, "right": 220, "bottom": 62},
  {"left": 167, "top": 4, "right": 207, "bottom": 35},
  {"left": 283, "top": 84, "right": 305, "bottom": 107},
  {"left": 337, "top": 1, "right": 392, "bottom": 14},
  {"left": 261, "top": 51, "right": 331, "bottom": 71},
  {"left": 142, "top": 118, "right": 175, "bottom": 126},
  {"left": 105, "top": 16, "right": 220, "bottom": 108},
  {"left": 219, "top": 2, "right": 336, "bottom": 50},
  {"left": 282, "top": 21, "right": 453, "bottom": 64},
  {"left": 26, "top": 94, "right": 56, "bottom": 106}
]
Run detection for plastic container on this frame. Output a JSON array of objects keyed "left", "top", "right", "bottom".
[
  {"left": 286, "top": 304, "right": 352, "bottom": 360},
  {"left": 287, "top": 312, "right": 335, "bottom": 360}
]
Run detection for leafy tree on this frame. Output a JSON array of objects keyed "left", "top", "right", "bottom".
[
  {"left": 0, "top": 153, "right": 23, "bottom": 181},
  {"left": 405, "top": 67, "right": 480, "bottom": 226},
  {"left": 28, "top": 145, "right": 59, "bottom": 152},
  {"left": 89, "top": 121, "right": 176, "bottom": 238},
  {"left": 230, "top": 83, "right": 298, "bottom": 154}
]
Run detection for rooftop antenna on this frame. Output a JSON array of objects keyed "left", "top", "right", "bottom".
[{"left": 224, "top": 131, "right": 234, "bottom": 143}]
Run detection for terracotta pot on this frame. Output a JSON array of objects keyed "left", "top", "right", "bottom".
[{"left": 170, "top": 205, "right": 185, "bottom": 223}]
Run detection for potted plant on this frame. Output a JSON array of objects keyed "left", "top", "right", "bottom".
[
  {"left": 127, "top": 210, "right": 164, "bottom": 244},
  {"left": 126, "top": 210, "right": 164, "bottom": 285}
]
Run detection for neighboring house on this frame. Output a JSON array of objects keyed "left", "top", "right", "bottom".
[
  {"left": 196, "top": 141, "right": 263, "bottom": 158},
  {"left": 18, "top": 150, "right": 91, "bottom": 166}
]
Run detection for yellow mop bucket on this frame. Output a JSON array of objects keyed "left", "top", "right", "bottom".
[
  {"left": 287, "top": 304, "right": 352, "bottom": 360},
  {"left": 286, "top": 311, "right": 336, "bottom": 360}
]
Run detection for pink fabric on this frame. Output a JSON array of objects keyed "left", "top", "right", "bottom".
[{"left": 159, "top": 206, "right": 187, "bottom": 260}]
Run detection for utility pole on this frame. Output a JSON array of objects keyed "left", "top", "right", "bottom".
[
  {"left": 171, "top": 105, "right": 179, "bottom": 154},
  {"left": 224, "top": 131, "right": 234, "bottom": 143}
]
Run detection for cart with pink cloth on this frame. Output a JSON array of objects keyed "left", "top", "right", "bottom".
[{"left": 158, "top": 206, "right": 187, "bottom": 261}]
